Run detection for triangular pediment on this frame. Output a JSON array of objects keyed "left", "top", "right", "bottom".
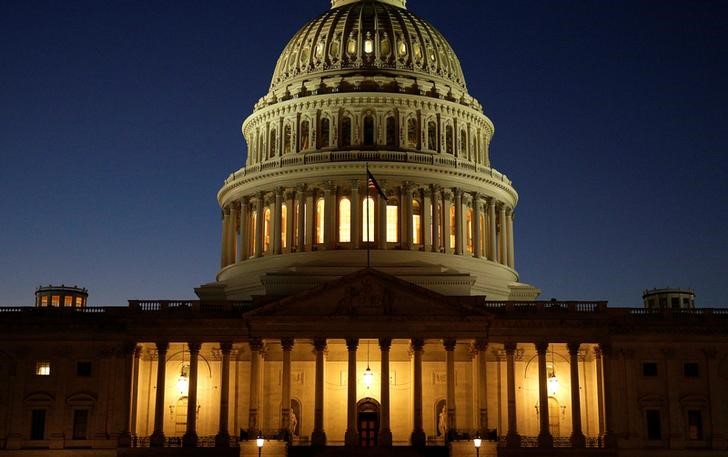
[{"left": 245, "top": 268, "right": 486, "bottom": 319}]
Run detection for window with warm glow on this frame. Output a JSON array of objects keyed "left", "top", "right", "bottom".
[
  {"left": 363, "top": 197, "right": 375, "bottom": 242},
  {"left": 35, "top": 361, "right": 50, "bottom": 376},
  {"left": 466, "top": 208, "right": 473, "bottom": 253},
  {"left": 75, "top": 296, "right": 83, "bottom": 307},
  {"left": 316, "top": 198, "right": 325, "bottom": 244},
  {"left": 449, "top": 206, "right": 455, "bottom": 249},
  {"left": 386, "top": 201, "right": 399, "bottom": 243},
  {"left": 339, "top": 198, "right": 351, "bottom": 242},
  {"left": 412, "top": 200, "right": 422, "bottom": 244},
  {"left": 51, "top": 295, "right": 60, "bottom": 307},
  {"left": 264, "top": 208, "right": 271, "bottom": 252},
  {"left": 64, "top": 296, "right": 72, "bottom": 307},
  {"left": 281, "top": 204, "right": 287, "bottom": 249},
  {"left": 40, "top": 296, "right": 48, "bottom": 306}
]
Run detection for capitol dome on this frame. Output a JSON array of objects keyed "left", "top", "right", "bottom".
[{"left": 210, "top": 0, "right": 540, "bottom": 301}]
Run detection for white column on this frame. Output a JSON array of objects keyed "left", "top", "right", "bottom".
[
  {"left": 487, "top": 199, "right": 497, "bottom": 261},
  {"left": 296, "top": 185, "right": 306, "bottom": 252},
  {"left": 568, "top": 342, "right": 586, "bottom": 447},
  {"left": 445, "top": 339, "right": 457, "bottom": 436},
  {"left": 255, "top": 193, "right": 264, "bottom": 258},
  {"left": 311, "top": 339, "right": 327, "bottom": 446},
  {"left": 431, "top": 186, "right": 440, "bottom": 252},
  {"left": 215, "top": 343, "right": 233, "bottom": 447},
  {"left": 499, "top": 205, "right": 508, "bottom": 265},
  {"left": 475, "top": 339, "right": 488, "bottom": 434},
  {"left": 324, "top": 182, "right": 336, "bottom": 250},
  {"left": 285, "top": 190, "right": 295, "bottom": 253},
  {"left": 280, "top": 338, "right": 294, "bottom": 439},
  {"left": 473, "top": 194, "right": 482, "bottom": 258},
  {"left": 150, "top": 342, "right": 168, "bottom": 447},
  {"left": 377, "top": 184, "right": 387, "bottom": 249},
  {"left": 507, "top": 208, "right": 515, "bottom": 268},
  {"left": 248, "top": 339, "right": 263, "bottom": 434},
  {"left": 220, "top": 207, "right": 230, "bottom": 268},
  {"left": 273, "top": 187, "right": 283, "bottom": 255},
  {"left": 423, "top": 187, "right": 432, "bottom": 251},
  {"left": 129, "top": 346, "right": 142, "bottom": 437},
  {"left": 344, "top": 338, "right": 359, "bottom": 446},
  {"left": 454, "top": 189, "right": 463, "bottom": 255},
  {"left": 443, "top": 190, "right": 453, "bottom": 254},
  {"left": 410, "top": 339, "right": 426, "bottom": 447},
  {"left": 504, "top": 342, "right": 521, "bottom": 448},
  {"left": 305, "top": 190, "right": 314, "bottom": 250},
  {"left": 183, "top": 342, "right": 201, "bottom": 448},
  {"left": 351, "top": 180, "right": 361, "bottom": 249},
  {"left": 599, "top": 343, "right": 617, "bottom": 448},
  {"left": 239, "top": 199, "right": 249, "bottom": 261},
  {"left": 536, "top": 342, "right": 553, "bottom": 448}
]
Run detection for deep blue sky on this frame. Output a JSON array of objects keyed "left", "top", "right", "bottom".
[{"left": 1, "top": 0, "right": 726, "bottom": 307}]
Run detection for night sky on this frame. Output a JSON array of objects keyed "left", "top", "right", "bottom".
[{"left": 1, "top": 0, "right": 726, "bottom": 307}]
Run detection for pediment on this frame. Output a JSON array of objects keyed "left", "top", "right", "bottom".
[{"left": 245, "top": 268, "right": 486, "bottom": 320}]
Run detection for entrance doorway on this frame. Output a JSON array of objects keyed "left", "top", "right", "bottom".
[{"left": 357, "top": 398, "right": 380, "bottom": 447}]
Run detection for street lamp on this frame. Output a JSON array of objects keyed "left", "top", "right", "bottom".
[
  {"left": 256, "top": 431, "right": 264, "bottom": 457},
  {"left": 474, "top": 434, "right": 482, "bottom": 457}
]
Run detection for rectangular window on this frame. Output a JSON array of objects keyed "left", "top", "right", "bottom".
[
  {"left": 72, "top": 409, "right": 89, "bottom": 440},
  {"left": 30, "top": 409, "right": 46, "bottom": 440},
  {"left": 64, "top": 296, "right": 73, "bottom": 306},
  {"left": 35, "top": 361, "right": 51, "bottom": 376},
  {"left": 646, "top": 409, "right": 661, "bottom": 441},
  {"left": 51, "top": 295, "right": 60, "bottom": 306},
  {"left": 40, "top": 296, "right": 48, "bottom": 306},
  {"left": 76, "top": 361, "right": 92, "bottom": 377},
  {"left": 75, "top": 296, "right": 83, "bottom": 307},
  {"left": 642, "top": 362, "right": 658, "bottom": 377},
  {"left": 688, "top": 410, "right": 703, "bottom": 440},
  {"left": 684, "top": 362, "right": 699, "bottom": 378},
  {"left": 386, "top": 204, "right": 399, "bottom": 242}
]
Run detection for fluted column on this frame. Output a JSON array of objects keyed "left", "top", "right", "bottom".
[
  {"left": 296, "top": 185, "right": 306, "bottom": 252},
  {"left": 568, "top": 342, "right": 586, "bottom": 447},
  {"left": 248, "top": 338, "right": 263, "bottom": 434},
  {"left": 423, "top": 188, "right": 433, "bottom": 250},
  {"left": 215, "top": 343, "right": 233, "bottom": 447},
  {"left": 324, "top": 182, "right": 336, "bottom": 250},
  {"left": 443, "top": 190, "right": 453, "bottom": 254},
  {"left": 475, "top": 339, "right": 488, "bottom": 434},
  {"left": 473, "top": 194, "right": 482, "bottom": 258},
  {"left": 504, "top": 342, "right": 521, "bottom": 448},
  {"left": 444, "top": 339, "right": 457, "bottom": 437},
  {"left": 499, "top": 205, "right": 508, "bottom": 265},
  {"left": 536, "top": 342, "right": 553, "bottom": 448},
  {"left": 280, "top": 338, "right": 294, "bottom": 439},
  {"left": 239, "top": 199, "right": 249, "bottom": 261},
  {"left": 410, "top": 338, "right": 426, "bottom": 447},
  {"left": 228, "top": 205, "right": 239, "bottom": 266},
  {"left": 507, "top": 208, "right": 515, "bottom": 268},
  {"left": 351, "top": 180, "right": 361, "bottom": 249},
  {"left": 305, "top": 190, "right": 314, "bottom": 250},
  {"left": 150, "top": 342, "right": 168, "bottom": 447},
  {"left": 599, "top": 343, "right": 616, "bottom": 448},
  {"left": 402, "top": 183, "right": 414, "bottom": 250},
  {"left": 273, "top": 187, "right": 283, "bottom": 255},
  {"left": 183, "top": 342, "right": 201, "bottom": 447},
  {"left": 344, "top": 338, "right": 359, "bottom": 446},
  {"left": 311, "top": 338, "right": 327, "bottom": 446},
  {"left": 285, "top": 190, "right": 295, "bottom": 252},
  {"left": 379, "top": 338, "right": 393, "bottom": 447},
  {"left": 594, "top": 346, "right": 606, "bottom": 438},
  {"left": 255, "top": 192, "right": 264, "bottom": 258},
  {"left": 129, "top": 346, "right": 142, "bottom": 436},
  {"left": 377, "top": 184, "right": 387, "bottom": 249},
  {"left": 487, "top": 199, "right": 497, "bottom": 261},
  {"left": 454, "top": 189, "right": 463, "bottom": 255},
  {"left": 431, "top": 187, "right": 440, "bottom": 252},
  {"left": 220, "top": 207, "right": 230, "bottom": 268}
]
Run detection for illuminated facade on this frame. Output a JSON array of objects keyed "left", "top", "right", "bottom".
[{"left": 1, "top": 1, "right": 727, "bottom": 457}]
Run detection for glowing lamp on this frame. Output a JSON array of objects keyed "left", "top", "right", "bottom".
[
  {"left": 256, "top": 431, "right": 264, "bottom": 448},
  {"left": 176, "top": 370, "right": 189, "bottom": 395},
  {"left": 474, "top": 437, "right": 482, "bottom": 448},
  {"left": 363, "top": 366, "right": 373, "bottom": 389},
  {"left": 548, "top": 373, "right": 559, "bottom": 396},
  {"left": 364, "top": 32, "right": 374, "bottom": 54}
]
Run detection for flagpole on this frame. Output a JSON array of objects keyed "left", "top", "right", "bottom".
[{"left": 366, "top": 162, "right": 370, "bottom": 269}]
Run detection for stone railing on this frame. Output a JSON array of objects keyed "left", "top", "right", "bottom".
[
  {"left": 130, "top": 435, "right": 239, "bottom": 448},
  {"left": 497, "top": 435, "right": 605, "bottom": 449},
  {"left": 481, "top": 301, "right": 608, "bottom": 313}
]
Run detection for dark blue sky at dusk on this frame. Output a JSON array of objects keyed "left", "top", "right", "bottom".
[{"left": 1, "top": 0, "right": 726, "bottom": 307}]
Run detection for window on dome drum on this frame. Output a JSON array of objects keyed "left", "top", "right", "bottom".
[
  {"left": 449, "top": 206, "right": 456, "bottom": 249},
  {"left": 75, "top": 296, "right": 83, "bottom": 307},
  {"left": 363, "top": 115, "right": 375, "bottom": 146},
  {"left": 269, "top": 129, "right": 277, "bottom": 158},
  {"left": 642, "top": 362, "right": 658, "bottom": 377},
  {"left": 445, "top": 125, "right": 454, "bottom": 154},
  {"left": 300, "top": 120, "right": 310, "bottom": 150},
  {"left": 339, "top": 198, "right": 351, "bottom": 243},
  {"left": 683, "top": 362, "right": 699, "bottom": 378},
  {"left": 646, "top": 409, "right": 662, "bottom": 441},
  {"left": 427, "top": 120, "right": 437, "bottom": 150},
  {"left": 363, "top": 197, "right": 375, "bottom": 242},
  {"left": 466, "top": 208, "right": 473, "bottom": 254},
  {"left": 386, "top": 116, "right": 396, "bottom": 147},
  {"left": 412, "top": 199, "right": 422, "bottom": 244},
  {"left": 76, "top": 361, "right": 92, "bottom": 377},
  {"left": 407, "top": 118, "right": 417, "bottom": 148},
  {"left": 460, "top": 130, "right": 467, "bottom": 157},
  {"left": 281, "top": 204, "right": 288, "bottom": 249},
  {"left": 40, "top": 295, "right": 48, "bottom": 306},
  {"left": 64, "top": 296, "right": 72, "bottom": 306},
  {"left": 688, "top": 410, "right": 703, "bottom": 440},
  {"left": 320, "top": 118, "right": 330, "bottom": 147},
  {"left": 341, "top": 116, "right": 352, "bottom": 147},
  {"left": 30, "top": 409, "right": 45, "bottom": 440},
  {"left": 264, "top": 208, "right": 272, "bottom": 252},
  {"left": 284, "top": 125, "right": 292, "bottom": 155},
  {"left": 386, "top": 200, "right": 399, "bottom": 243},
  {"left": 51, "top": 295, "right": 60, "bottom": 306},
  {"left": 72, "top": 409, "right": 89, "bottom": 440},
  {"left": 35, "top": 361, "right": 50, "bottom": 376},
  {"left": 316, "top": 198, "right": 325, "bottom": 244}
]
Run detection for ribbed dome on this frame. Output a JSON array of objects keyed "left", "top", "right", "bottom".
[{"left": 269, "top": 0, "right": 467, "bottom": 95}]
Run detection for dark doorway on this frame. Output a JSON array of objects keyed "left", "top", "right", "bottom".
[{"left": 357, "top": 398, "right": 380, "bottom": 447}]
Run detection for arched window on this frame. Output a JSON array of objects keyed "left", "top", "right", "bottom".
[
  {"left": 549, "top": 397, "right": 560, "bottom": 437},
  {"left": 386, "top": 116, "right": 396, "bottom": 147},
  {"left": 269, "top": 129, "right": 277, "bottom": 158},
  {"left": 363, "top": 115, "right": 374, "bottom": 146},
  {"left": 264, "top": 208, "right": 272, "bottom": 252},
  {"left": 339, "top": 198, "right": 352, "bottom": 242},
  {"left": 407, "top": 117, "right": 417, "bottom": 148},
  {"left": 427, "top": 120, "right": 437, "bottom": 150},
  {"left": 466, "top": 207, "right": 473, "bottom": 254},
  {"left": 281, "top": 203, "right": 288, "bottom": 249},
  {"left": 362, "top": 197, "right": 375, "bottom": 242},
  {"left": 284, "top": 124, "right": 292, "bottom": 155},
  {"left": 386, "top": 198, "right": 399, "bottom": 243},
  {"left": 445, "top": 125, "right": 454, "bottom": 154},
  {"left": 449, "top": 205, "right": 455, "bottom": 249},
  {"left": 175, "top": 397, "right": 188, "bottom": 434},
  {"left": 315, "top": 198, "right": 325, "bottom": 244},
  {"left": 320, "top": 117, "right": 330, "bottom": 148},
  {"left": 300, "top": 120, "right": 310, "bottom": 150},
  {"left": 460, "top": 130, "right": 467, "bottom": 157},
  {"left": 412, "top": 199, "right": 422, "bottom": 244},
  {"left": 341, "top": 116, "right": 352, "bottom": 147}
]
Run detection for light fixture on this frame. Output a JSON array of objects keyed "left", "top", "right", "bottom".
[
  {"left": 548, "top": 346, "right": 559, "bottom": 396},
  {"left": 364, "top": 32, "right": 374, "bottom": 54},
  {"left": 256, "top": 431, "right": 264, "bottom": 457},
  {"left": 474, "top": 434, "right": 482, "bottom": 457},
  {"left": 176, "top": 348, "right": 189, "bottom": 395},
  {"left": 363, "top": 339, "right": 373, "bottom": 389}
]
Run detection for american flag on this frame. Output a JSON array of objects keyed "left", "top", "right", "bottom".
[{"left": 367, "top": 168, "right": 387, "bottom": 200}]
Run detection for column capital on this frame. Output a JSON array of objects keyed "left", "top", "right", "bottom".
[
  {"left": 443, "top": 338, "right": 456, "bottom": 351},
  {"left": 504, "top": 342, "right": 518, "bottom": 355},
  {"left": 313, "top": 338, "right": 327, "bottom": 352},
  {"left": 296, "top": 183, "right": 307, "bottom": 193},
  {"left": 281, "top": 337, "right": 295, "bottom": 351},
  {"left": 274, "top": 186, "right": 284, "bottom": 197},
  {"left": 453, "top": 187, "right": 462, "bottom": 197},
  {"left": 378, "top": 337, "right": 392, "bottom": 351},
  {"left": 155, "top": 341, "right": 169, "bottom": 353},
  {"left": 442, "top": 189, "right": 454, "bottom": 201},
  {"left": 411, "top": 338, "right": 425, "bottom": 351},
  {"left": 567, "top": 342, "right": 581, "bottom": 355},
  {"left": 187, "top": 342, "right": 202, "bottom": 354},
  {"left": 472, "top": 192, "right": 482, "bottom": 203},
  {"left": 351, "top": 178, "right": 360, "bottom": 188},
  {"left": 474, "top": 339, "right": 488, "bottom": 352},
  {"left": 346, "top": 338, "right": 359, "bottom": 351},
  {"left": 535, "top": 341, "right": 549, "bottom": 355},
  {"left": 249, "top": 338, "right": 264, "bottom": 352},
  {"left": 219, "top": 342, "right": 233, "bottom": 354},
  {"left": 284, "top": 189, "right": 296, "bottom": 200}
]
